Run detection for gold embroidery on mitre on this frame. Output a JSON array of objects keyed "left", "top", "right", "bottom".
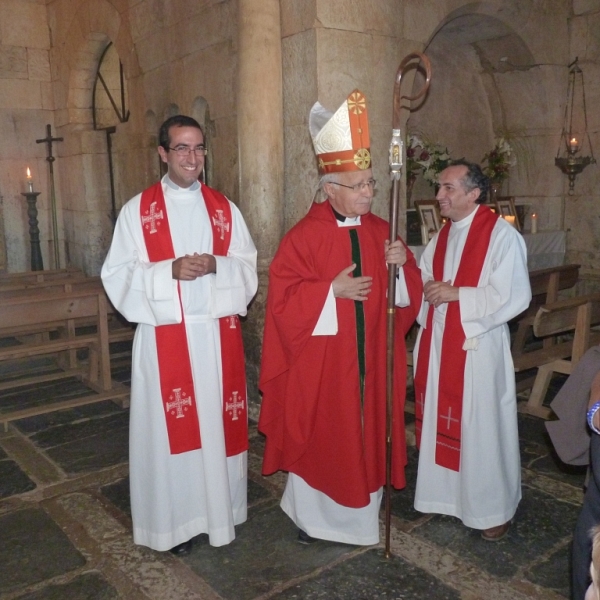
[
  {"left": 348, "top": 92, "right": 366, "bottom": 115},
  {"left": 354, "top": 148, "right": 371, "bottom": 169},
  {"left": 320, "top": 155, "right": 365, "bottom": 168}
]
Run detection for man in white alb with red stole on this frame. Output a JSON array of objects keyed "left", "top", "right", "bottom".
[
  {"left": 413, "top": 160, "right": 531, "bottom": 541},
  {"left": 101, "top": 115, "right": 257, "bottom": 555},
  {"left": 259, "top": 91, "right": 422, "bottom": 545}
]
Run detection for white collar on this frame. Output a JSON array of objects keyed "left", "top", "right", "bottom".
[{"left": 164, "top": 174, "right": 200, "bottom": 192}]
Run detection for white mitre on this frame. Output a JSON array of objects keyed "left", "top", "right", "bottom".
[{"left": 308, "top": 89, "right": 371, "bottom": 175}]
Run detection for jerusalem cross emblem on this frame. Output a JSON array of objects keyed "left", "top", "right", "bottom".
[
  {"left": 166, "top": 387, "right": 192, "bottom": 418},
  {"left": 212, "top": 209, "right": 230, "bottom": 240},
  {"left": 142, "top": 201, "right": 164, "bottom": 234},
  {"left": 226, "top": 391, "right": 244, "bottom": 421}
]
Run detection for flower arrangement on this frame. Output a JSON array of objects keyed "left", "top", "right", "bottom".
[
  {"left": 406, "top": 135, "right": 452, "bottom": 186},
  {"left": 481, "top": 137, "right": 516, "bottom": 183}
]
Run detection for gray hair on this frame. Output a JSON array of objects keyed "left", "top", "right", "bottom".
[{"left": 314, "top": 172, "right": 341, "bottom": 202}]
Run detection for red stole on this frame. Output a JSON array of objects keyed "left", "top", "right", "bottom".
[
  {"left": 140, "top": 181, "right": 248, "bottom": 456},
  {"left": 414, "top": 205, "right": 498, "bottom": 471}
]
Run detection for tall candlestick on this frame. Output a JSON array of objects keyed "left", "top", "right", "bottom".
[
  {"left": 21, "top": 191, "right": 43, "bottom": 270},
  {"left": 26, "top": 167, "right": 33, "bottom": 193},
  {"left": 531, "top": 213, "right": 538, "bottom": 234}
]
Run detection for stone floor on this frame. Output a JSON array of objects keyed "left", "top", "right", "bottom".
[{"left": 0, "top": 355, "right": 587, "bottom": 600}]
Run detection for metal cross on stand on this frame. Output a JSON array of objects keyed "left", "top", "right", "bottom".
[{"left": 36, "top": 124, "right": 63, "bottom": 269}]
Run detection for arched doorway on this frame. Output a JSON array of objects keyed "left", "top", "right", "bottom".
[{"left": 407, "top": 10, "right": 547, "bottom": 211}]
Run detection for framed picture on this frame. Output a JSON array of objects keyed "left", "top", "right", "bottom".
[
  {"left": 406, "top": 209, "right": 423, "bottom": 246},
  {"left": 495, "top": 196, "right": 520, "bottom": 231},
  {"left": 415, "top": 199, "right": 442, "bottom": 243}
]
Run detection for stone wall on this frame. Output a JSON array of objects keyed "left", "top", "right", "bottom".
[
  {"left": 566, "top": 1, "right": 600, "bottom": 290},
  {"left": 0, "top": 0, "right": 54, "bottom": 271},
  {"left": 1, "top": 0, "right": 597, "bottom": 274},
  {"left": 281, "top": 0, "right": 418, "bottom": 231},
  {"left": 406, "top": 2, "right": 571, "bottom": 237},
  {"left": 278, "top": 1, "right": 587, "bottom": 260},
  {"left": 45, "top": 0, "right": 240, "bottom": 275}
]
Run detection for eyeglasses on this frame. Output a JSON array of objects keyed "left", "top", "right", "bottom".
[
  {"left": 330, "top": 179, "right": 377, "bottom": 192},
  {"left": 168, "top": 145, "right": 207, "bottom": 157}
]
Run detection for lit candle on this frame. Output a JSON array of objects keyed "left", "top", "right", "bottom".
[
  {"left": 26, "top": 167, "right": 33, "bottom": 192},
  {"left": 569, "top": 137, "right": 579, "bottom": 153},
  {"left": 531, "top": 213, "right": 538, "bottom": 234},
  {"left": 420, "top": 224, "right": 429, "bottom": 245}
]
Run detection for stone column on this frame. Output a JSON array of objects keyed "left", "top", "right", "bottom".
[{"left": 237, "top": 0, "right": 284, "bottom": 414}]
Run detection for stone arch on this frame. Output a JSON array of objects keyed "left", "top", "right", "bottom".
[
  {"left": 57, "top": 0, "right": 140, "bottom": 127},
  {"left": 407, "top": 4, "right": 563, "bottom": 205},
  {"left": 51, "top": 0, "right": 144, "bottom": 275}
]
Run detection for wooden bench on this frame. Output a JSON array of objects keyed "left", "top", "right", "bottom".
[
  {"left": 512, "top": 263, "right": 581, "bottom": 358},
  {"left": 0, "top": 267, "right": 83, "bottom": 284},
  {"left": 514, "top": 292, "right": 600, "bottom": 418},
  {"left": 0, "top": 289, "right": 129, "bottom": 430},
  {"left": 0, "top": 274, "right": 98, "bottom": 295},
  {"left": 0, "top": 277, "right": 135, "bottom": 353}
]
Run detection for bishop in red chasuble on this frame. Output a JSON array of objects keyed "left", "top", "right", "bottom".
[{"left": 259, "top": 91, "right": 422, "bottom": 544}]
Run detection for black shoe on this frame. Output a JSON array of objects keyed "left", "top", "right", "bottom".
[
  {"left": 169, "top": 540, "right": 193, "bottom": 555},
  {"left": 297, "top": 529, "right": 318, "bottom": 545}
]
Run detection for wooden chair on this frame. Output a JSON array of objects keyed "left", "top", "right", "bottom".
[{"left": 514, "top": 292, "right": 600, "bottom": 418}]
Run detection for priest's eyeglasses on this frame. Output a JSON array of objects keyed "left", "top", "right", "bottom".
[
  {"left": 330, "top": 179, "right": 377, "bottom": 192},
  {"left": 168, "top": 145, "right": 207, "bottom": 157}
]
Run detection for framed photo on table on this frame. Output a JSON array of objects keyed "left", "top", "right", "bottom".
[
  {"left": 415, "top": 199, "right": 442, "bottom": 244},
  {"left": 406, "top": 209, "right": 423, "bottom": 246},
  {"left": 495, "top": 196, "right": 520, "bottom": 231}
]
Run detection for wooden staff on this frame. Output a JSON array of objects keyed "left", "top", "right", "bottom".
[{"left": 385, "top": 52, "right": 431, "bottom": 558}]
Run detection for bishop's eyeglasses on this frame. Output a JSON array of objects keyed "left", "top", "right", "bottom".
[
  {"left": 330, "top": 179, "right": 377, "bottom": 192},
  {"left": 168, "top": 145, "right": 207, "bottom": 157}
]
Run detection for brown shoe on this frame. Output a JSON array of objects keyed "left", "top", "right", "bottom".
[{"left": 481, "top": 521, "right": 510, "bottom": 541}]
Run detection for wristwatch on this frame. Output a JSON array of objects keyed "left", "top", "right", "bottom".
[{"left": 587, "top": 400, "right": 600, "bottom": 435}]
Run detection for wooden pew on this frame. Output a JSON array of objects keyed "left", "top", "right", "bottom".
[
  {"left": 512, "top": 263, "right": 581, "bottom": 358},
  {"left": 514, "top": 292, "right": 600, "bottom": 418},
  {"left": 0, "top": 267, "right": 83, "bottom": 284},
  {"left": 0, "top": 274, "right": 96, "bottom": 294},
  {"left": 0, "top": 289, "right": 129, "bottom": 431},
  {"left": 0, "top": 277, "right": 135, "bottom": 352}
]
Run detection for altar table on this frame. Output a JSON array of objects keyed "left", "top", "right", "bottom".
[{"left": 408, "top": 230, "right": 566, "bottom": 272}]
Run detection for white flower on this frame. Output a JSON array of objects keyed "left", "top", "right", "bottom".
[{"left": 406, "top": 133, "right": 453, "bottom": 185}]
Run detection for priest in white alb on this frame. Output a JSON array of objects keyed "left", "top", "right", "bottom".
[
  {"left": 413, "top": 160, "right": 531, "bottom": 541},
  {"left": 101, "top": 115, "right": 257, "bottom": 555}
]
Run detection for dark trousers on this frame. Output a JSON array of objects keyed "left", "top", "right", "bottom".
[{"left": 573, "top": 434, "right": 600, "bottom": 599}]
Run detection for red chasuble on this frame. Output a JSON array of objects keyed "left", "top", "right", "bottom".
[
  {"left": 258, "top": 201, "right": 423, "bottom": 508},
  {"left": 414, "top": 205, "right": 498, "bottom": 471},
  {"left": 140, "top": 182, "right": 248, "bottom": 456}
]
